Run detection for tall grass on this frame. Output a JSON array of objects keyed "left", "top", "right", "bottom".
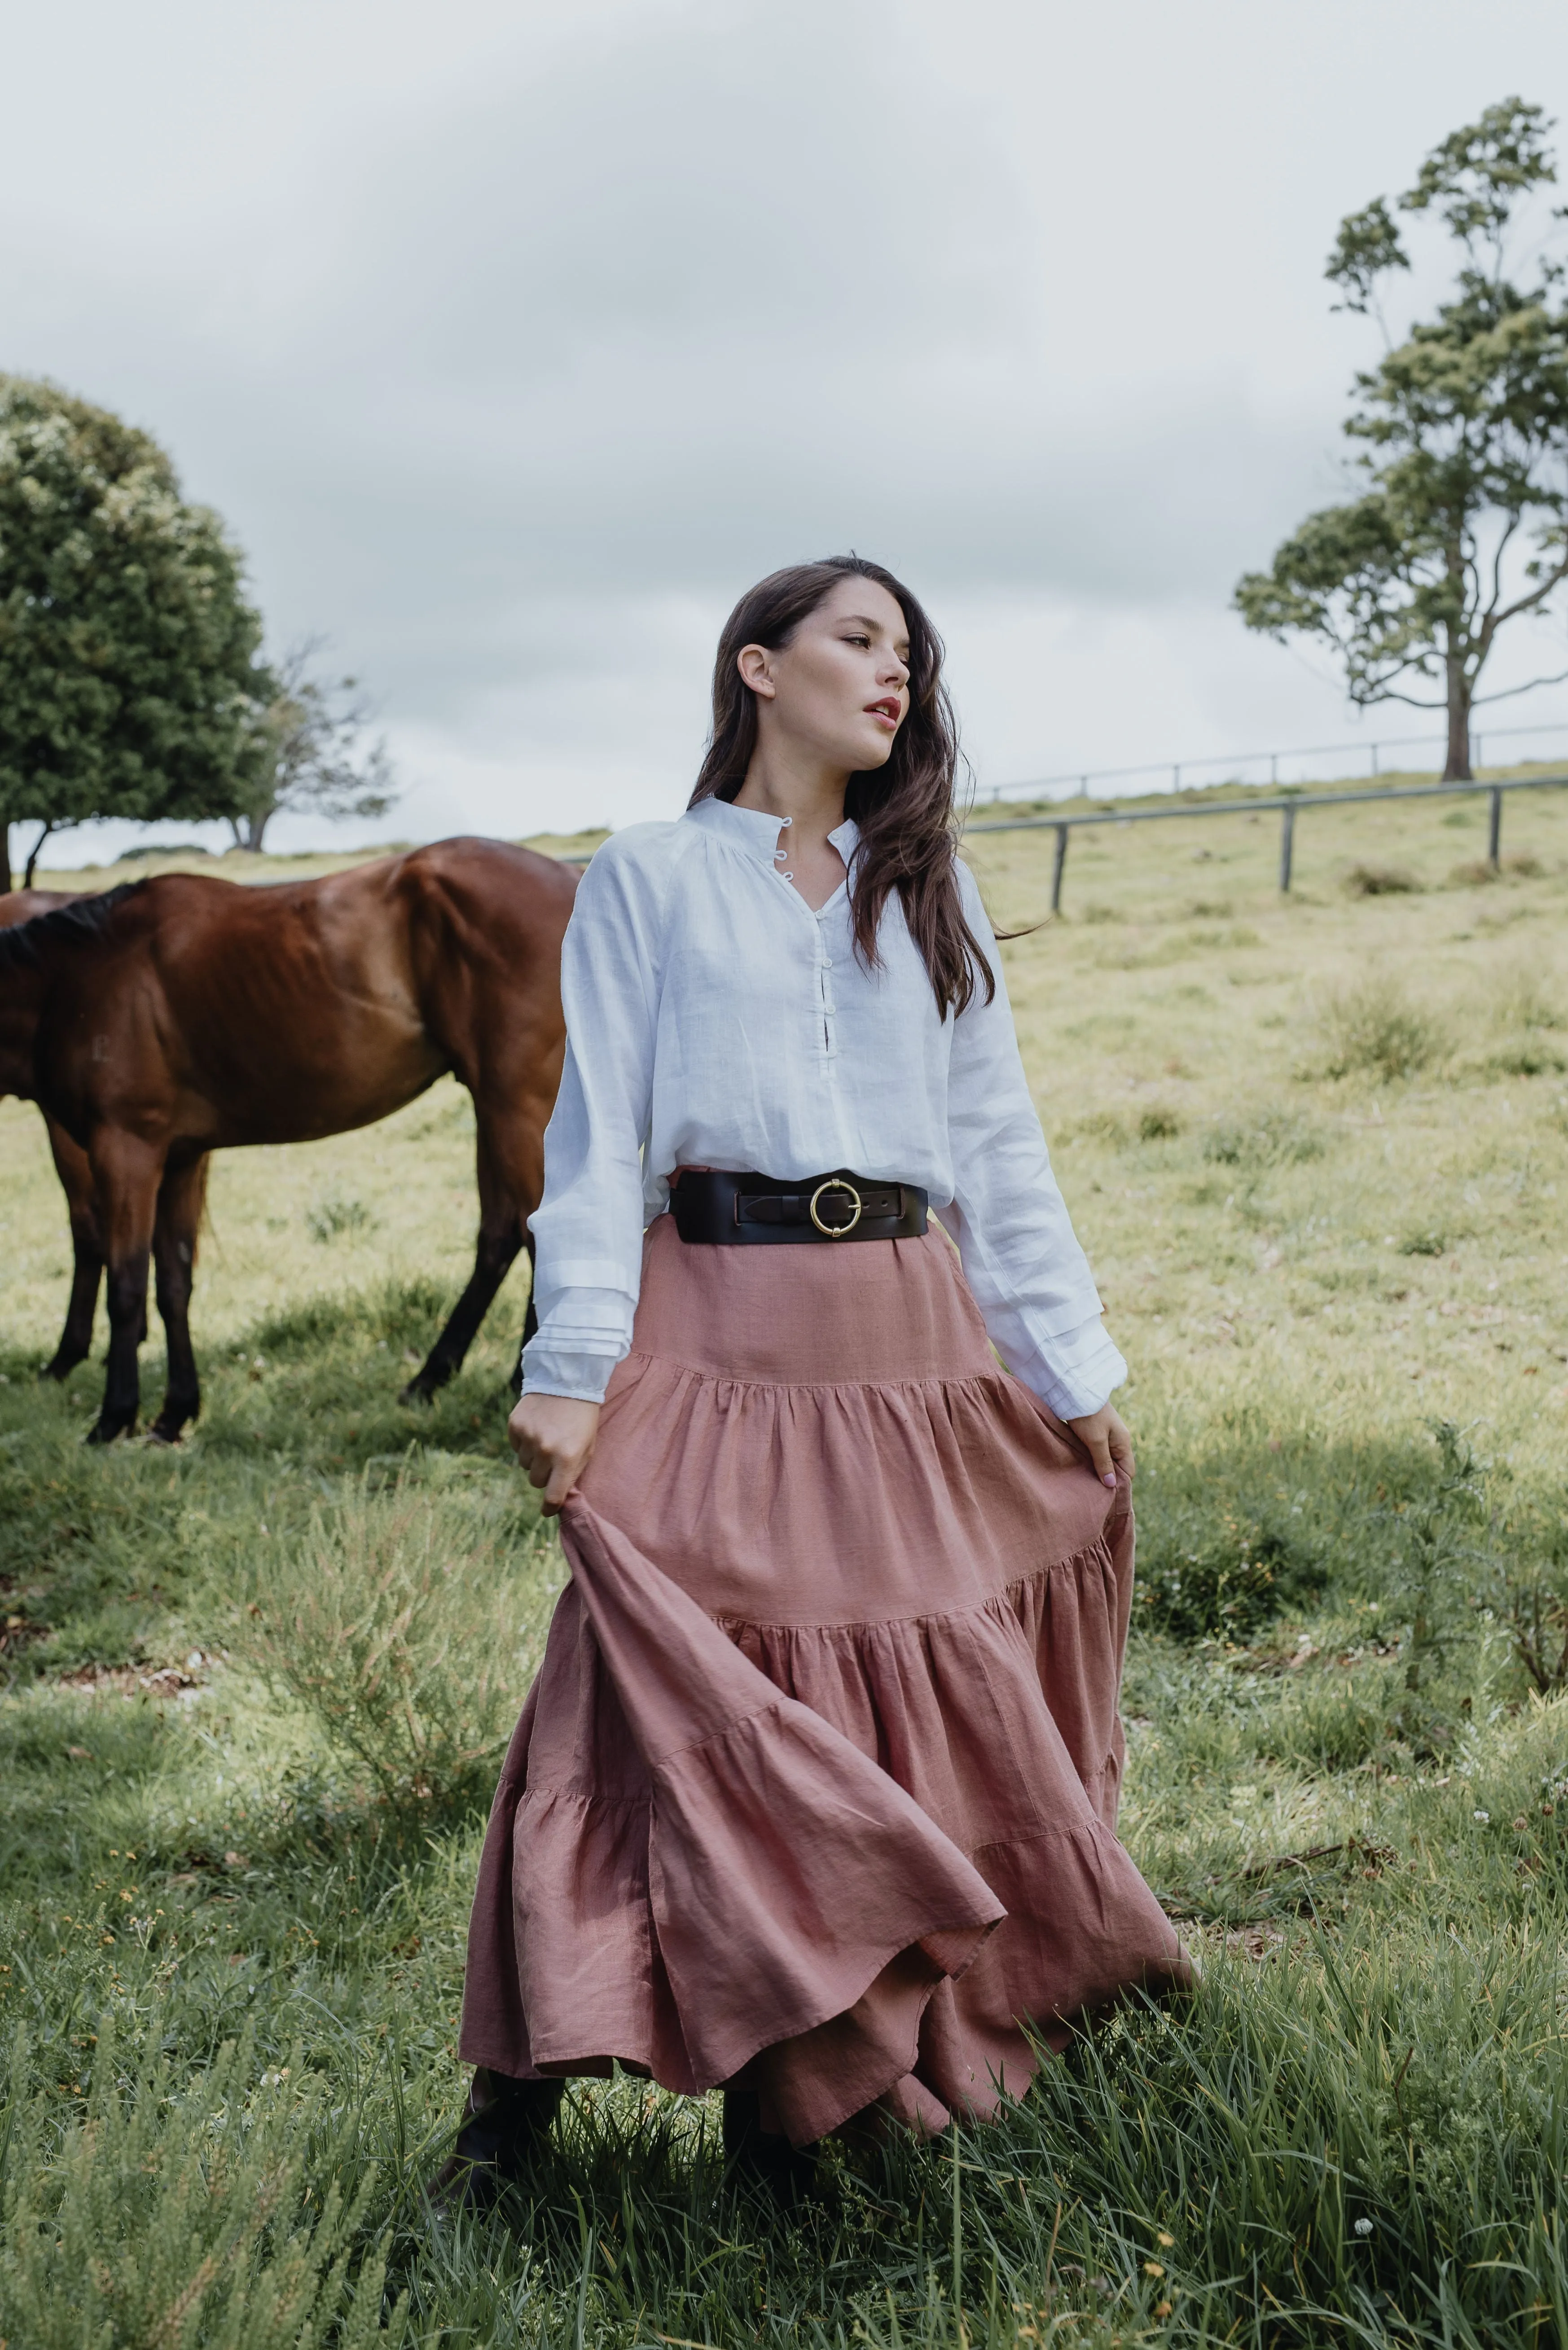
[
  {"left": 1313, "top": 974, "right": 1442, "bottom": 1082},
  {"left": 238, "top": 1470, "right": 558, "bottom": 1808},
  {"left": 0, "top": 2021, "right": 406, "bottom": 2346}
]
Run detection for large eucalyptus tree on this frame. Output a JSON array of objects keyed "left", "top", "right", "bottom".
[{"left": 1236, "top": 101, "right": 1568, "bottom": 781}]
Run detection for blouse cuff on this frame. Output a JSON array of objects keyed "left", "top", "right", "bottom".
[
  {"left": 520, "top": 1343, "right": 622, "bottom": 1405},
  {"left": 1015, "top": 1319, "right": 1128, "bottom": 1421},
  {"left": 521, "top": 1282, "right": 633, "bottom": 1403}
]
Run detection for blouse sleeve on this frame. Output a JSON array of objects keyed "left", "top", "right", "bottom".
[
  {"left": 934, "top": 863, "right": 1127, "bottom": 1420},
  {"left": 520, "top": 832, "right": 664, "bottom": 1403}
]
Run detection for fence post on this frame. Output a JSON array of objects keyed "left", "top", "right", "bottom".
[
  {"left": 1051, "top": 823, "right": 1070, "bottom": 914},
  {"left": 1371, "top": 742, "right": 1379, "bottom": 777},
  {"left": 1279, "top": 804, "right": 1296, "bottom": 892},
  {"left": 1489, "top": 785, "right": 1502, "bottom": 867}
]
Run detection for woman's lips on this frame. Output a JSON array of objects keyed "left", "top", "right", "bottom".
[{"left": 865, "top": 699, "right": 900, "bottom": 726}]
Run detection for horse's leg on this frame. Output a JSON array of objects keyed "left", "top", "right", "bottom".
[
  {"left": 86, "top": 1132, "right": 161, "bottom": 1444},
  {"left": 148, "top": 1153, "right": 209, "bottom": 1443},
  {"left": 400, "top": 1101, "right": 533, "bottom": 1405},
  {"left": 40, "top": 1116, "right": 105, "bottom": 1381}
]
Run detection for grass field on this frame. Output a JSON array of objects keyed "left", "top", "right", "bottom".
[{"left": 3, "top": 774, "right": 1568, "bottom": 2346}]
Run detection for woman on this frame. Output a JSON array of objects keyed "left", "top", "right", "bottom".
[{"left": 445, "top": 556, "right": 1186, "bottom": 2206}]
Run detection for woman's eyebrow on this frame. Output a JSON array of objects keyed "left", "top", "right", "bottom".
[{"left": 839, "top": 612, "right": 911, "bottom": 653}]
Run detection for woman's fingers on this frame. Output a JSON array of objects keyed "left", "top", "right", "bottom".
[
  {"left": 539, "top": 1436, "right": 597, "bottom": 1515},
  {"left": 1066, "top": 1404, "right": 1133, "bottom": 1489},
  {"left": 507, "top": 1397, "right": 602, "bottom": 1514},
  {"left": 541, "top": 1454, "right": 579, "bottom": 1516}
]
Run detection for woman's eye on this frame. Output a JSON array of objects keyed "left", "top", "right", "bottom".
[{"left": 845, "top": 634, "right": 870, "bottom": 647}]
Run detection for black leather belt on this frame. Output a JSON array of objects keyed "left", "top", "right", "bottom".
[{"left": 669, "top": 1168, "right": 929, "bottom": 1245}]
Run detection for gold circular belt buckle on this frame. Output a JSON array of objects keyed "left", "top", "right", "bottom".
[{"left": 809, "top": 1177, "right": 862, "bottom": 1238}]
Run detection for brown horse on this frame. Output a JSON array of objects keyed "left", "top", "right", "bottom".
[
  {"left": 0, "top": 889, "right": 122, "bottom": 1382},
  {"left": 0, "top": 840, "right": 576, "bottom": 1441}
]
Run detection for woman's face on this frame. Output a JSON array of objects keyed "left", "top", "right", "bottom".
[{"left": 739, "top": 576, "right": 911, "bottom": 772}]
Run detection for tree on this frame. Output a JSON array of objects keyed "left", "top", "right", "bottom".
[
  {"left": 227, "top": 635, "right": 396, "bottom": 854},
  {"left": 0, "top": 376, "right": 269, "bottom": 889},
  {"left": 1235, "top": 100, "right": 1568, "bottom": 781}
]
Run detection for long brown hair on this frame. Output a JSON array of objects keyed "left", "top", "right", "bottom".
[{"left": 688, "top": 556, "right": 994, "bottom": 1015}]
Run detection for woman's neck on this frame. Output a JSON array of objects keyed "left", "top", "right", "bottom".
[
  {"left": 733, "top": 746, "right": 850, "bottom": 912},
  {"left": 734, "top": 746, "right": 846, "bottom": 835}
]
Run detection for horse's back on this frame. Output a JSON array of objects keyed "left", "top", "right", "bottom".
[
  {"left": 0, "top": 888, "right": 81, "bottom": 928},
  {"left": 395, "top": 837, "right": 580, "bottom": 939}
]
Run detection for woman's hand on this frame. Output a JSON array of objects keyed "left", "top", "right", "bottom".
[
  {"left": 508, "top": 1394, "right": 602, "bottom": 1515},
  {"left": 1066, "top": 1403, "right": 1135, "bottom": 1490}
]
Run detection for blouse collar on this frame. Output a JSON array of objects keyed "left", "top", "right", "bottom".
[{"left": 684, "top": 795, "right": 861, "bottom": 871}]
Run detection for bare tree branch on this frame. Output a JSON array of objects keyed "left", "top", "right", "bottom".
[{"left": 231, "top": 636, "right": 398, "bottom": 855}]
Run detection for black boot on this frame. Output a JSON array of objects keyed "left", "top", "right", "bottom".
[
  {"left": 721, "top": 2089, "right": 819, "bottom": 2208},
  {"left": 431, "top": 2068, "right": 563, "bottom": 2212}
]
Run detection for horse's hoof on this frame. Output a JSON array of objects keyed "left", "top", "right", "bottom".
[
  {"left": 145, "top": 1425, "right": 183, "bottom": 1448},
  {"left": 398, "top": 1378, "right": 437, "bottom": 1407},
  {"left": 85, "top": 1418, "right": 134, "bottom": 1445}
]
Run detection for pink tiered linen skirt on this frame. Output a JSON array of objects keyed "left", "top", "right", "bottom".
[{"left": 459, "top": 1214, "right": 1184, "bottom": 2146}]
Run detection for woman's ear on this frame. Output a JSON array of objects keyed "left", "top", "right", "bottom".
[{"left": 737, "top": 643, "right": 776, "bottom": 699}]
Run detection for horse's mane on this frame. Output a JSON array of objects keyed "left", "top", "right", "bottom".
[{"left": 0, "top": 883, "right": 145, "bottom": 972}]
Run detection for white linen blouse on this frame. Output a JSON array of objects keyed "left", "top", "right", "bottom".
[{"left": 520, "top": 795, "right": 1126, "bottom": 1419}]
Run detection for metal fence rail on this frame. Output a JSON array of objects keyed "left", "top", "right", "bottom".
[
  {"left": 982, "top": 717, "right": 1568, "bottom": 807},
  {"left": 964, "top": 771, "right": 1568, "bottom": 914}
]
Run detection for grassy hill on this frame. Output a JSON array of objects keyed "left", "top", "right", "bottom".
[{"left": 1, "top": 787, "right": 1567, "bottom": 2345}]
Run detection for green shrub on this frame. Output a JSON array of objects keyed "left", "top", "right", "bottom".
[
  {"left": 1314, "top": 975, "right": 1441, "bottom": 1081},
  {"left": 1203, "top": 1106, "right": 1326, "bottom": 1169},
  {"left": 1061, "top": 1109, "right": 1127, "bottom": 1146},
  {"left": 1137, "top": 1104, "right": 1182, "bottom": 1141},
  {"left": 1482, "top": 1487, "right": 1568, "bottom": 1696},
  {"left": 238, "top": 1472, "right": 557, "bottom": 1808},
  {"left": 1489, "top": 1042, "right": 1567, "bottom": 1077},
  {"left": 306, "top": 1193, "right": 374, "bottom": 1243},
  {"left": 0, "top": 2020, "right": 405, "bottom": 2348},
  {"left": 1489, "top": 961, "right": 1563, "bottom": 1033},
  {"left": 1136, "top": 1505, "right": 1320, "bottom": 1640}
]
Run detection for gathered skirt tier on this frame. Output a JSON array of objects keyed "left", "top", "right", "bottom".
[{"left": 460, "top": 1212, "right": 1185, "bottom": 2146}]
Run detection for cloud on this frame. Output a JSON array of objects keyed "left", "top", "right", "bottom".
[{"left": 5, "top": 0, "right": 1568, "bottom": 859}]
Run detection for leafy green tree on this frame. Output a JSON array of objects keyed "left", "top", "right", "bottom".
[
  {"left": 228, "top": 635, "right": 396, "bottom": 854},
  {"left": 0, "top": 376, "right": 267, "bottom": 889},
  {"left": 1236, "top": 100, "right": 1568, "bottom": 780}
]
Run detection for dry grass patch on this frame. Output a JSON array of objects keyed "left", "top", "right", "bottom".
[
  {"left": 1343, "top": 861, "right": 1421, "bottom": 896},
  {"left": 1310, "top": 973, "right": 1443, "bottom": 1082}
]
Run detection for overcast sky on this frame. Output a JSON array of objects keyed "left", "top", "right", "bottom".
[{"left": 6, "top": 0, "right": 1568, "bottom": 859}]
